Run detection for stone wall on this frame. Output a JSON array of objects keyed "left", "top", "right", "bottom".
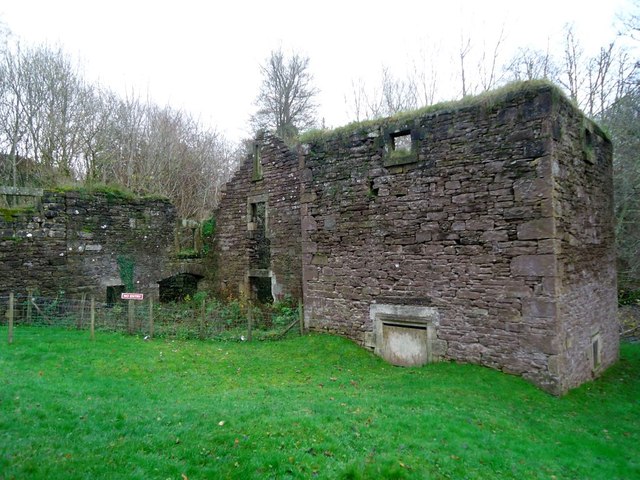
[
  {"left": 214, "top": 81, "right": 617, "bottom": 394},
  {"left": 214, "top": 132, "right": 302, "bottom": 301},
  {"left": 551, "top": 100, "right": 618, "bottom": 392},
  {"left": 0, "top": 190, "right": 178, "bottom": 301}
]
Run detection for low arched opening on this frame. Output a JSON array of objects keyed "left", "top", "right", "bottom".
[{"left": 158, "top": 273, "right": 203, "bottom": 303}]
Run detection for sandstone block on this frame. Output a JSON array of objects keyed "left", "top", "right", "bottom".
[
  {"left": 511, "top": 255, "right": 556, "bottom": 277},
  {"left": 517, "top": 218, "right": 555, "bottom": 240},
  {"left": 522, "top": 298, "right": 557, "bottom": 318}
]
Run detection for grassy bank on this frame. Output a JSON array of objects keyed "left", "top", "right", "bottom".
[{"left": 0, "top": 328, "right": 638, "bottom": 479}]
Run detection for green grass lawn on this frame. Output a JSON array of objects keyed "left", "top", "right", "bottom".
[{"left": 0, "top": 328, "right": 638, "bottom": 479}]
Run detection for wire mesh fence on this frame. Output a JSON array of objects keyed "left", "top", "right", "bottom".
[{"left": 0, "top": 292, "right": 303, "bottom": 343}]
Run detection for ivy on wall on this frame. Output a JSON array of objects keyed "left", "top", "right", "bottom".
[{"left": 117, "top": 255, "right": 136, "bottom": 292}]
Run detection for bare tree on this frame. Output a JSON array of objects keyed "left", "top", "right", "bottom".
[
  {"left": 457, "top": 26, "right": 506, "bottom": 96},
  {"left": 77, "top": 85, "right": 117, "bottom": 184},
  {"left": 459, "top": 32, "right": 472, "bottom": 97},
  {"left": 346, "top": 78, "right": 367, "bottom": 122},
  {"left": 559, "top": 24, "right": 585, "bottom": 104},
  {"left": 0, "top": 41, "right": 27, "bottom": 187},
  {"left": 346, "top": 41, "right": 442, "bottom": 122},
  {"left": 410, "top": 46, "right": 440, "bottom": 107},
  {"left": 346, "top": 65, "right": 431, "bottom": 121},
  {"left": 619, "top": 0, "right": 640, "bottom": 40},
  {"left": 380, "top": 67, "right": 419, "bottom": 115},
  {"left": 250, "top": 48, "right": 319, "bottom": 142},
  {"left": 504, "top": 45, "right": 558, "bottom": 82},
  {"left": 478, "top": 25, "right": 506, "bottom": 92}
]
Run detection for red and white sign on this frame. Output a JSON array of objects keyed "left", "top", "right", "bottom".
[{"left": 121, "top": 292, "right": 144, "bottom": 300}]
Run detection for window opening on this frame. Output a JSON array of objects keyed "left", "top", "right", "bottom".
[
  {"left": 384, "top": 129, "right": 418, "bottom": 167},
  {"left": 391, "top": 131, "right": 412, "bottom": 152},
  {"left": 368, "top": 179, "right": 379, "bottom": 197},
  {"left": 249, "top": 202, "right": 270, "bottom": 269}
]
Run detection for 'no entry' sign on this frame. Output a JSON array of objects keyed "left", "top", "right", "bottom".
[{"left": 121, "top": 293, "right": 144, "bottom": 300}]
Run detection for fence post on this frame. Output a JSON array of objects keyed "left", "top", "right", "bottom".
[
  {"left": 26, "top": 289, "right": 32, "bottom": 325},
  {"left": 298, "top": 302, "right": 304, "bottom": 335},
  {"left": 127, "top": 299, "right": 134, "bottom": 335},
  {"left": 149, "top": 298, "right": 154, "bottom": 339},
  {"left": 78, "top": 293, "right": 86, "bottom": 329},
  {"left": 90, "top": 297, "right": 95, "bottom": 341},
  {"left": 8, "top": 292, "right": 14, "bottom": 345},
  {"left": 247, "top": 301, "right": 253, "bottom": 342},
  {"left": 199, "top": 298, "right": 206, "bottom": 340}
]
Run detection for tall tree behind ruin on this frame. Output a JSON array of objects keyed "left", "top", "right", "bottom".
[
  {"left": 250, "top": 48, "right": 319, "bottom": 142},
  {"left": 0, "top": 42, "right": 84, "bottom": 185},
  {"left": 0, "top": 32, "right": 240, "bottom": 219},
  {"left": 600, "top": 90, "right": 640, "bottom": 288}
]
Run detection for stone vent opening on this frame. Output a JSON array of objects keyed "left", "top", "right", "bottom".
[
  {"left": 369, "top": 304, "right": 443, "bottom": 367},
  {"left": 378, "top": 314, "right": 433, "bottom": 366},
  {"left": 158, "top": 273, "right": 203, "bottom": 303}
]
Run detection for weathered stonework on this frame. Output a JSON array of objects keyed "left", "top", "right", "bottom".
[
  {"left": 214, "top": 132, "right": 303, "bottom": 301},
  {"left": 0, "top": 190, "right": 192, "bottom": 301},
  {"left": 215, "top": 82, "right": 617, "bottom": 394}
]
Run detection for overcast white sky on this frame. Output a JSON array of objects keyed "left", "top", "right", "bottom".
[{"left": 0, "top": 0, "right": 634, "bottom": 142}]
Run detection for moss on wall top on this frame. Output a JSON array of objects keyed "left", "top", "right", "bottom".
[
  {"left": 298, "top": 80, "right": 589, "bottom": 146},
  {"left": 51, "top": 184, "right": 170, "bottom": 203}
]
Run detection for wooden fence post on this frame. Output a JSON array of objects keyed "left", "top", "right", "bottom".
[
  {"left": 8, "top": 292, "right": 14, "bottom": 345},
  {"left": 199, "top": 298, "right": 206, "bottom": 340},
  {"left": 78, "top": 293, "right": 86, "bottom": 329},
  {"left": 247, "top": 301, "right": 253, "bottom": 342},
  {"left": 26, "top": 289, "right": 32, "bottom": 325},
  {"left": 90, "top": 297, "right": 95, "bottom": 341},
  {"left": 149, "top": 298, "right": 154, "bottom": 339},
  {"left": 298, "top": 302, "right": 304, "bottom": 336},
  {"left": 127, "top": 299, "right": 134, "bottom": 335}
]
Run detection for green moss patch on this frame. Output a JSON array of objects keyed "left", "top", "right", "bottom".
[{"left": 0, "top": 206, "right": 35, "bottom": 222}]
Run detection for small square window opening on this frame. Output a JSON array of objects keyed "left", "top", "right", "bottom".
[{"left": 392, "top": 132, "right": 412, "bottom": 153}]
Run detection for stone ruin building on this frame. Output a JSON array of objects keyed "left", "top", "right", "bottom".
[
  {"left": 0, "top": 188, "right": 206, "bottom": 303},
  {"left": 215, "top": 81, "right": 618, "bottom": 395}
]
